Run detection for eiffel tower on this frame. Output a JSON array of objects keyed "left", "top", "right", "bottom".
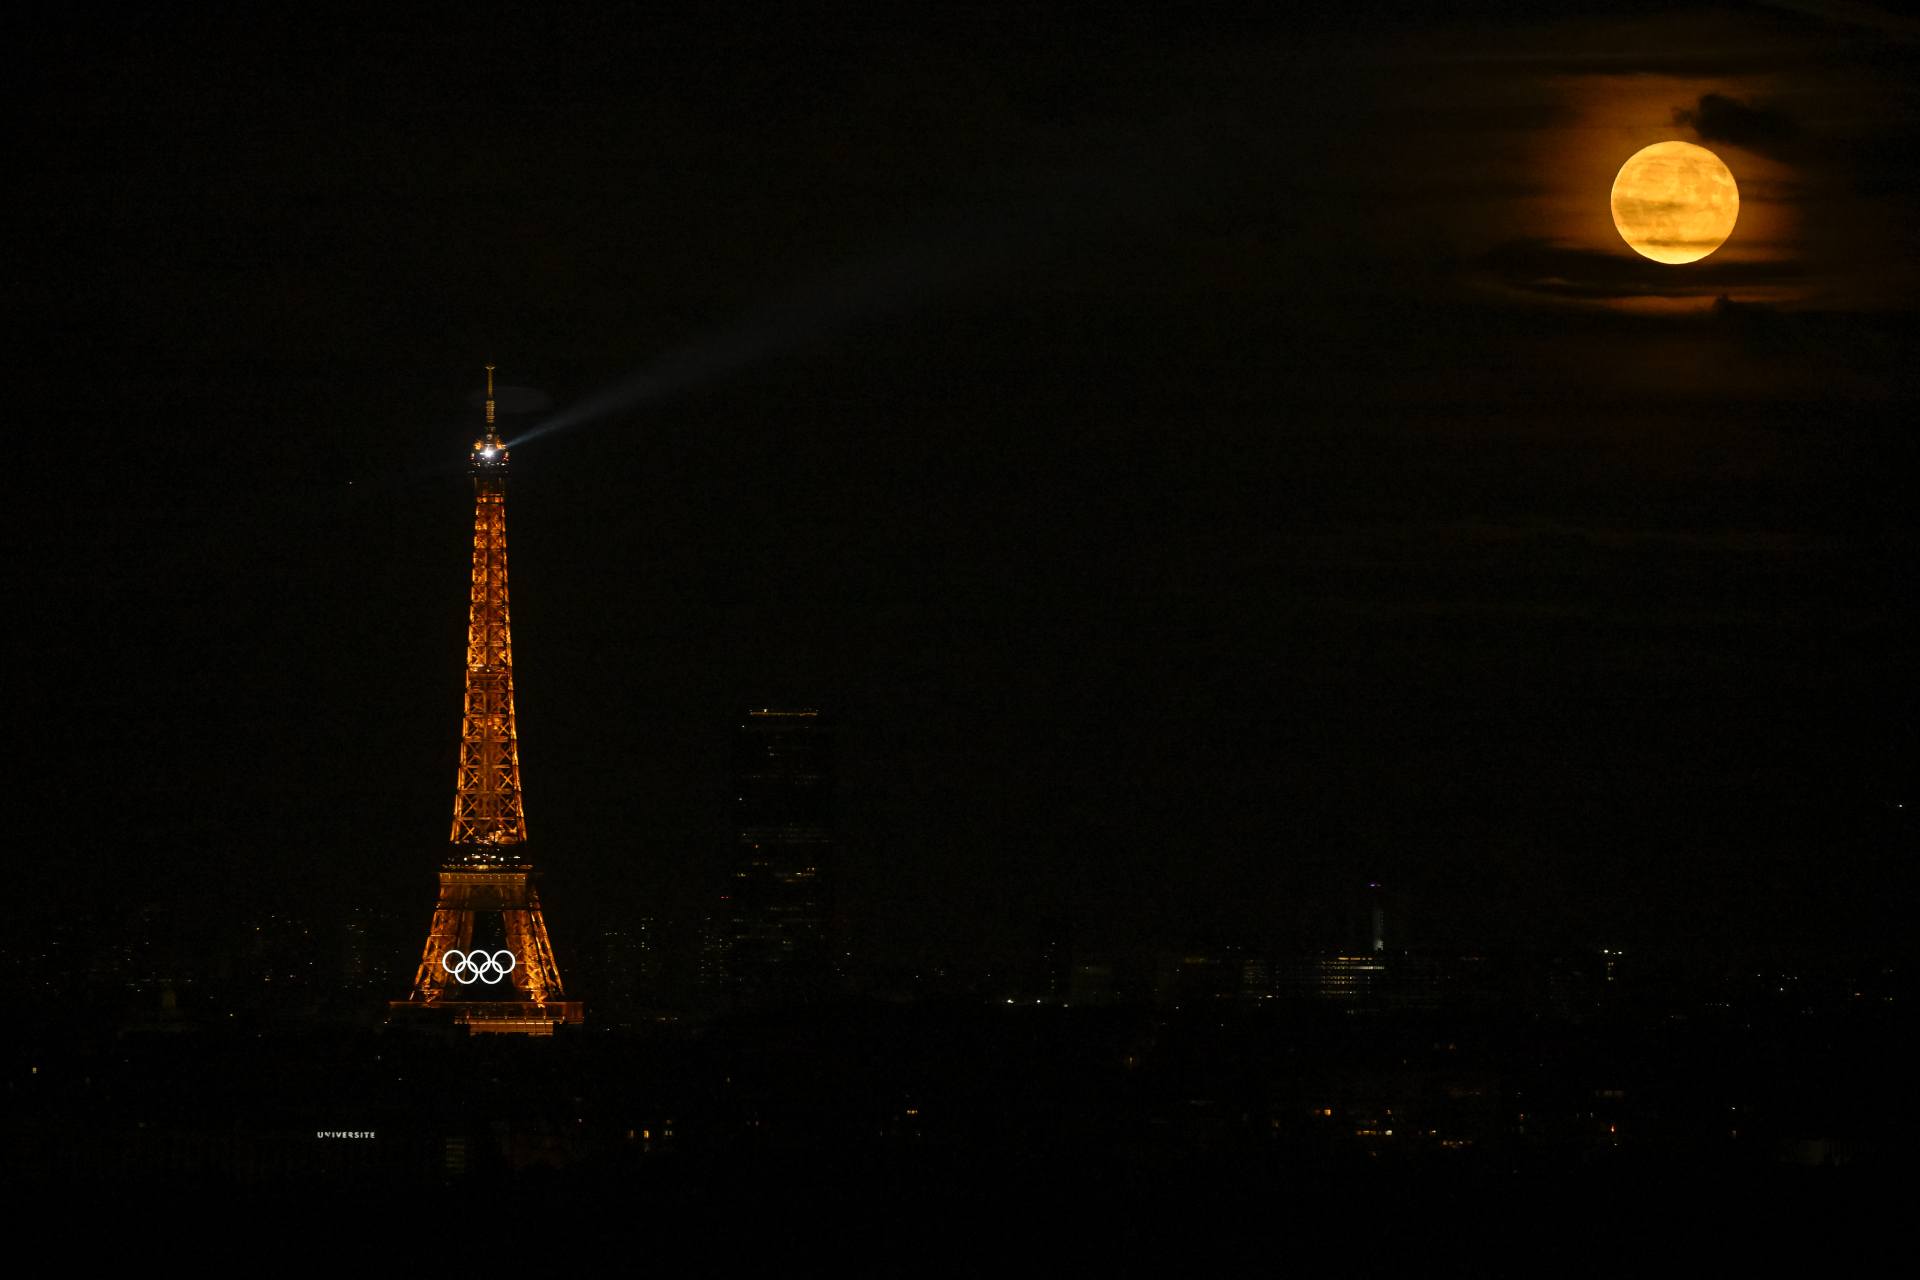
[{"left": 390, "top": 369, "right": 582, "bottom": 1035}]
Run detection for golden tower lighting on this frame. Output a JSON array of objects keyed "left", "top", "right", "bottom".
[{"left": 390, "top": 367, "right": 582, "bottom": 1035}]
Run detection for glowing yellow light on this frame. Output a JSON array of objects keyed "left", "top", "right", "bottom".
[{"left": 1610, "top": 141, "right": 1739, "bottom": 264}]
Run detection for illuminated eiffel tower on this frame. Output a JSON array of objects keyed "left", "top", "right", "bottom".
[{"left": 390, "top": 368, "right": 582, "bottom": 1035}]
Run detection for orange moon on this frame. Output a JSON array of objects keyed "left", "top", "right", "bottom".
[{"left": 1610, "top": 141, "right": 1739, "bottom": 264}]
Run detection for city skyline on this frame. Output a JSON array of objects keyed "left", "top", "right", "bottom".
[
  {"left": 5, "top": 5, "right": 1911, "bottom": 1232},
  {"left": 12, "top": 1, "right": 1914, "bottom": 986}
]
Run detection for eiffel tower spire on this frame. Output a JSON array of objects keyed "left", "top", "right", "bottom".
[
  {"left": 452, "top": 366, "right": 526, "bottom": 852},
  {"left": 393, "top": 369, "right": 578, "bottom": 1034}
]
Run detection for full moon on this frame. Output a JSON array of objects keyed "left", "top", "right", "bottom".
[{"left": 1610, "top": 141, "right": 1739, "bottom": 264}]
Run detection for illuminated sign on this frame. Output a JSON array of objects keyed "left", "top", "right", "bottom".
[
  {"left": 317, "top": 1131, "right": 376, "bottom": 1139},
  {"left": 442, "top": 949, "right": 517, "bottom": 985}
]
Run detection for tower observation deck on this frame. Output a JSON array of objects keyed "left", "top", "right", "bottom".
[{"left": 390, "top": 369, "right": 581, "bottom": 1034}]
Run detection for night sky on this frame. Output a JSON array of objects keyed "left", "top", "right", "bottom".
[{"left": 14, "top": 2, "right": 1916, "bottom": 980}]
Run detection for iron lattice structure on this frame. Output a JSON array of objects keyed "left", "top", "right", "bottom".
[
  {"left": 450, "top": 427, "right": 526, "bottom": 848},
  {"left": 393, "top": 371, "right": 580, "bottom": 1032},
  {"left": 412, "top": 869, "right": 565, "bottom": 1006}
]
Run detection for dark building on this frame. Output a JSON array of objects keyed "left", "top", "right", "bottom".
[
  {"left": 593, "top": 920, "right": 659, "bottom": 1022},
  {"left": 1039, "top": 932, "right": 1071, "bottom": 1000},
  {"left": 1287, "top": 953, "right": 1390, "bottom": 1009},
  {"left": 340, "top": 906, "right": 398, "bottom": 990},
  {"left": 721, "top": 709, "right": 837, "bottom": 1004},
  {"left": 697, "top": 916, "right": 731, "bottom": 993}
]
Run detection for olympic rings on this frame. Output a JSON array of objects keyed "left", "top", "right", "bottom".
[{"left": 441, "top": 949, "right": 517, "bottom": 984}]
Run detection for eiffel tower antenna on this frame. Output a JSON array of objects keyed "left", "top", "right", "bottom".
[{"left": 391, "top": 368, "right": 580, "bottom": 1034}]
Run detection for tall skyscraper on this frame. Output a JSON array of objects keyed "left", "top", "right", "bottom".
[
  {"left": 721, "top": 709, "right": 837, "bottom": 1005},
  {"left": 594, "top": 919, "right": 659, "bottom": 1022}
]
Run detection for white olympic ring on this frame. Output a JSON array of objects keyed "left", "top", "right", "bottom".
[{"left": 441, "top": 949, "right": 517, "bottom": 985}]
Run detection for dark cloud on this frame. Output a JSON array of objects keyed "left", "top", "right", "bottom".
[
  {"left": 1476, "top": 237, "right": 1800, "bottom": 299},
  {"left": 1384, "top": 44, "right": 1847, "bottom": 78},
  {"left": 1675, "top": 92, "right": 1801, "bottom": 159}
]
